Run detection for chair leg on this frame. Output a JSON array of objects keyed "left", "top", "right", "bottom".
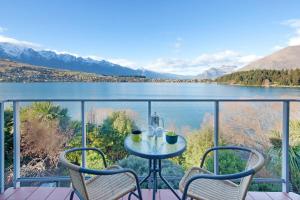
[
  {"left": 128, "top": 191, "right": 143, "bottom": 200},
  {"left": 128, "top": 192, "right": 133, "bottom": 200},
  {"left": 70, "top": 190, "right": 75, "bottom": 200},
  {"left": 136, "top": 183, "right": 143, "bottom": 200},
  {"left": 137, "top": 189, "right": 143, "bottom": 200}
]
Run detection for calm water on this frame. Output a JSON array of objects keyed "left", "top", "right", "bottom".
[{"left": 0, "top": 82, "right": 299, "bottom": 130}]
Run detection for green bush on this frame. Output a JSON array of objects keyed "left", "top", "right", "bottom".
[
  {"left": 99, "top": 111, "right": 137, "bottom": 162},
  {"left": 206, "top": 150, "right": 246, "bottom": 175},
  {"left": 67, "top": 111, "right": 136, "bottom": 168},
  {"left": 267, "top": 124, "right": 300, "bottom": 193},
  {"left": 181, "top": 126, "right": 214, "bottom": 169}
]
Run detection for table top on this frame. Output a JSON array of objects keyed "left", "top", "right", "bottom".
[{"left": 124, "top": 132, "right": 187, "bottom": 159}]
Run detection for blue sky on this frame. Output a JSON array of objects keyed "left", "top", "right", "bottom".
[{"left": 0, "top": 0, "right": 300, "bottom": 75}]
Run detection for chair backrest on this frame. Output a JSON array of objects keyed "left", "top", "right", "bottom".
[
  {"left": 239, "top": 150, "right": 264, "bottom": 199},
  {"left": 59, "top": 152, "right": 89, "bottom": 200}
]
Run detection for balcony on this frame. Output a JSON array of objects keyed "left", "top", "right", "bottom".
[{"left": 0, "top": 98, "right": 300, "bottom": 199}]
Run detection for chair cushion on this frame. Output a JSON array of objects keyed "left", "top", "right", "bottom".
[
  {"left": 179, "top": 167, "right": 240, "bottom": 200},
  {"left": 85, "top": 165, "right": 136, "bottom": 200}
]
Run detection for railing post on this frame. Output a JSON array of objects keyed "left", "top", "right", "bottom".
[
  {"left": 147, "top": 101, "right": 152, "bottom": 188},
  {"left": 13, "top": 102, "right": 20, "bottom": 188},
  {"left": 214, "top": 101, "right": 219, "bottom": 174},
  {"left": 148, "top": 101, "right": 152, "bottom": 127},
  {"left": 0, "top": 102, "right": 5, "bottom": 193},
  {"left": 282, "top": 101, "right": 290, "bottom": 192},
  {"left": 81, "top": 101, "right": 86, "bottom": 168}
]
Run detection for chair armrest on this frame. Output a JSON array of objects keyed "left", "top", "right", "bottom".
[
  {"left": 80, "top": 167, "right": 140, "bottom": 186},
  {"left": 200, "top": 146, "right": 252, "bottom": 168},
  {"left": 182, "top": 169, "right": 255, "bottom": 200},
  {"left": 64, "top": 147, "right": 107, "bottom": 168}
]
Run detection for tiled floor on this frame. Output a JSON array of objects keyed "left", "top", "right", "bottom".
[{"left": 0, "top": 187, "right": 300, "bottom": 200}]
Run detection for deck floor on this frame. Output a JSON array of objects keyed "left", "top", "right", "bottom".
[{"left": 0, "top": 187, "right": 300, "bottom": 200}]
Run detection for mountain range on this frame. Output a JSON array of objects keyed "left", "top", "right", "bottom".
[
  {"left": 240, "top": 45, "right": 300, "bottom": 71},
  {"left": 0, "top": 42, "right": 179, "bottom": 79},
  {"left": 196, "top": 65, "right": 238, "bottom": 79},
  {"left": 3, "top": 42, "right": 298, "bottom": 80}
]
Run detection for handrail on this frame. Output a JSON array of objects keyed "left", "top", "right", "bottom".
[
  {"left": 0, "top": 97, "right": 293, "bottom": 193},
  {"left": 2, "top": 98, "right": 300, "bottom": 102}
]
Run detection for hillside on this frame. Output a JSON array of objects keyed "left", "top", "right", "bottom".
[
  {"left": 0, "top": 59, "right": 151, "bottom": 82},
  {"left": 215, "top": 69, "right": 300, "bottom": 86},
  {"left": 240, "top": 45, "right": 300, "bottom": 71}
]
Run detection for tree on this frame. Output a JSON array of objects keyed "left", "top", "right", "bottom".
[
  {"left": 67, "top": 111, "right": 137, "bottom": 168},
  {"left": 99, "top": 111, "right": 137, "bottom": 162}
]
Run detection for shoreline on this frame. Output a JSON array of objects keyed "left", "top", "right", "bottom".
[
  {"left": 0, "top": 80, "right": 299, "bottom": 88},
  {"left": 215, "top": 82, "right": 300, "bottom": 88}
]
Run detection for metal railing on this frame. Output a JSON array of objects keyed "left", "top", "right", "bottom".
[{"left": 0, "top": 98, "right": 298, "bottom": 193}]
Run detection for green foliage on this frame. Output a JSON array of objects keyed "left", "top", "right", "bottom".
[
  {"left": 166, "top": 131, "right": 176, "bottom": 136},
  {"left": 118, "top": 155, "right": 184, "bottom": 189},
  {"left": 216, "top": 69, "right": 300, "bottom": 86},
  {"left": 99, "top": 111, "right": 137, "bottom": 162},
  {"left": 206, "top": 150, "right": 246, "bottom": 175},
  {"left": 21, "top": 102, "right": 71, "bottom": 131},
  {"left": 4, "top": 109, "right": 13, "bottom": 167},
  {"left": 267, "top": 121, "right": 300, "bottom": 193},
  {"left": 67, "top": 111, "right": 136, "bottom": 168},
  {"left": 250, "top": 183, "right": 281, "bottom": 192},
  {"left": 181, "top": 127, "right": 214, "bottom": 169}
]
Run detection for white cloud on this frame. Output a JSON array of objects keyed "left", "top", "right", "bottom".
[
  {"left": 282, "top": 19, "right": 300, "bottom": 46},
  {"left": 145, "top": 50, "right": 260, "bottom": 75},
  {"left": 0, "top": 34, "right": 261, "bottom": 76},
  {"left": 48, "top": 49, "right": 79, "bottom": 57},
  {"left": 86, "top": 55, "right": 138, "bottom": 68},
  {"left": 0, "top": 26, "right": 7, "bottom": 33},
  {"left": 107, "top": 58, "right": 138, "bottom": 68},
  {"left": 0, "top": 35, "right": 41, "bottom": 48},
  {"left": 86, "top": 55, "right": 104, "bottom": 61},
  {"left": 272, "top": 45, "right": 284, "bottom": 51}
]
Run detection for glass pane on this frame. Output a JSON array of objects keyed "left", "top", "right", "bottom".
[
  {"left": 289, "top": 102, "right": 300, "bottom": 193},
  {"left": 86, "top": 102, "right": 147, "bottom": 168},
  {"left": 219, "top": 102, "right": 282, "bottom": 191},
  {"left": 18, "top": 102, "right": 81, "bottom": 185}
]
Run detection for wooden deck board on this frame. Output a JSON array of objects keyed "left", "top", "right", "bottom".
[
  {"left": 6, "top": 187, "right": 38, "bottom": 200},
  {"left": 287, "top": 192, "right": 300, "bottom": 200},
  {"left": 248, "top": 192, "right": 273, "bottom": 200},
  {"left": 0, "top": 187, "right": 299, "bottom": 200},
  {"left": 26, "top": 187, "right": 56, "bottom": 200},
  {"left": 0, "top": 188, "right": 16, "bottom": 200},
  {"left": 266, "top": 192, "right": 292, "bottom": 200},
  {"left": 47, "top": 188, "right": 71, "bottom": 200}
]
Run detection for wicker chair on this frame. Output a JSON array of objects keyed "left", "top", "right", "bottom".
[
  {"left": 59, "top": 147, "right": 143, "bottom": 200},
  {"left": 179, "top": 146, "right": 265, "bottom": 200}
]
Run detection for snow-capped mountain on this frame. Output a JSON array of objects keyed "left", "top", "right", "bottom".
[
  {"left": 0, "top": 42, "right": 179, "bottom": 79},
  {"left": 0, "top": 42, "right": 28, "bottom": 57},
  {"left": 196, "top": 65, "right": 238, "bottom": 79}
]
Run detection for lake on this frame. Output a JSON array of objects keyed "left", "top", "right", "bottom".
[{"left": 0, "top": 82, "right": 299, "bottom": 131}]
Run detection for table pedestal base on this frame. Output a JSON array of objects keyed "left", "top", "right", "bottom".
[{"left": 137, "top": 159, "right": 181, "bottom": 200}]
